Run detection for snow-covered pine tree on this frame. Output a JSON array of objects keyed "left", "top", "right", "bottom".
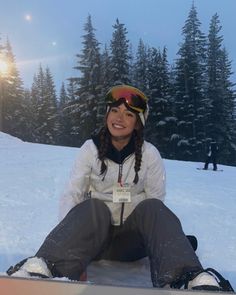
[
  {"left": 146, "top": 47, "right": 163, "bottom": 144},
  {"left": 65, "top": 78, "right": 81, "bottom": 146},
  {"left": 110, "top": 18, "right": 130, "bottom": 85},
  {"left": 20, "top": 89, "right": 36, "bottom": 142},
  {"left": 31, "top": 65, "right": 46, "bottom": 143},
  {"left": 1, "top": 39, "right": 25, "bottom": 138},
  {"left": 128, "top": 43, "right": 135, "bottom": 86},
  {"left": 206, "top": 13, "right": 236, "bottom": 165},
  {"left": 67, "top": 78, "right": 77, "bottom": 103},
  {"left": 219, "top": 48, "right": 236, "bottom": 165},
  {"left": 174, "top": 3, "right": 207, "bottom": 161},
  {"left": 57, "top": 82, "right": 74, "bottom": 146},
  {"left": 133, "top": 39, "right": 149, "bottom": 94},
  {"left": 157, "top": 47, "right": 177, "bottom": 159},
  {"left": 30, "top": 65, "right": 58, "bottom": 144},
  {"left": 145, "top": 47, "right": 175, "bottom": 158},
  {"left": 96, "top": 45, "right": 112, "bottom": 129},
  {"left": 72, "top": 14, "right": 102, "bottom": 146},
  {"left": 43, "top": 67, "right": 58, "bottom": 144}
]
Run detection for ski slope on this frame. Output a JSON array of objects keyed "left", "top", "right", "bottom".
[{"left": 0, "top": 131, "right": 235, "bottom": 289}]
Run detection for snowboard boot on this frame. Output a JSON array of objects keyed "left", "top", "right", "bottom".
[
  {"left": 171, "top": 268, "right": 234, "bottom": 292},
  {"left": 188, "top": 271, "right": 220, "bottom": 291},
  {"left": 7, "top": 257, "right": 52, "bottom": 279},
  {"left": 187, "top": 268, "right": 234, "bottom": 292}
]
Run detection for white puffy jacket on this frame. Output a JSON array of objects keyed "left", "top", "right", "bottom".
[{"left": 59, "top": 139, "right": 166, "bottom": 225}]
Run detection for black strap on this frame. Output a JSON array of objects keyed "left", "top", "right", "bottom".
[
  {"left": 6, "top": 257, "right": 30, "bottom": 276},
  {"left": 6, "top": 256, "right": 53, "bottom": 279},
  {"left": 205, "top": 268, "right": 235, "bottom": 292},
  {"left": 170, "top": 268, "right": 235, "bottom": 292}
]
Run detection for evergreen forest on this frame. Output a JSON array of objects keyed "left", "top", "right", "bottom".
[{"left": 0, "top": 4, "right": 235, "bottom": 165}]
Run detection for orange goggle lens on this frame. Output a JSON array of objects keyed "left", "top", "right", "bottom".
[{"left": 105, "top": 85, "right": 147, "bottom": 113}]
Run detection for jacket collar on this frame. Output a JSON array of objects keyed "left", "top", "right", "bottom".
[{"left": 92, "top": 132, "right": 135, "bottom": 164}]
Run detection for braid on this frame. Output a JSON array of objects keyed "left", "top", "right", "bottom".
[
  {"left": 133, "top": 129, "right": 144, "bottom": 184},
  {"left": 97, "top": 126, "right": 111, "bottom": 177}
]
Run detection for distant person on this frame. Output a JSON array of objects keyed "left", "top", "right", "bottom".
[
  {"left": 7, "top": 85, "right": 232, "bottom": 291},
  {"left": 204, "top": 141, "right": 219, "bottom": 171}
]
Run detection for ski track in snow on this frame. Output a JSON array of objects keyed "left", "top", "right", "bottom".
[{"left": 0, "top": 132, "right": 236, "bottom": 289}]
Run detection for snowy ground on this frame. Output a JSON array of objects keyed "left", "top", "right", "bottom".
[{"left": 0, "top": 131, "right": 236, "bottom": 289}]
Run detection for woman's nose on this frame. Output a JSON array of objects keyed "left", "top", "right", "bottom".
[{"left": 116, "top": 111, "right": 124, "bottom": 120}]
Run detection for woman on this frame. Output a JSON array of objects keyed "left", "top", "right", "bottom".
[{"left": 7, "top": 85, "right": 223, "bottom": 290}]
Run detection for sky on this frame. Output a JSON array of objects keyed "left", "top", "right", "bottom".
[
  {"left": 0, "top": 0, "right": 236, "bottom": 93},
  {"left": 0, "top": 131, "right": 236, "bottom": 289}
]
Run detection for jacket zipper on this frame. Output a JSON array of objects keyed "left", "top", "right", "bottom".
[
  {"left": 118, "top": 163, "right": 125, "bottom": 226},
  {"left": 118, "top": 154, "right": 133, "bottom": 226}
]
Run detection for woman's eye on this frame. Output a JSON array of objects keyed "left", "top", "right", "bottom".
[
  {"left": 111, "top": 108, "right": 118, "bottom": 113},
  {"left": 126, "top": 112, "right": 135, "bottom": 117}
]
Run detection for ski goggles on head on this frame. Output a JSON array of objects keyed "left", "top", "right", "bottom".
[{"left": 105, "top": 85, "right": 149, "bottom": 125}]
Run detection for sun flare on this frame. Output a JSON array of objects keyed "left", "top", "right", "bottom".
[
  {"left": 25, "top": 14, "right": 32, "bottom": 22},
  {"left": 0, "top": 60, "right": 8, "bottom": 76}
]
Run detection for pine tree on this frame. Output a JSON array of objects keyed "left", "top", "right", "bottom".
[
  {"left": 58, "top": 82, "right": 73, "bottom": 146},
  {"left": 158, "top": 47, "right": 177, "bottom": 158},
  {"left": 219, "top": 48, "right": 236, "bottom": 164},
  {"left": 133, "top": 39, "right": 149, "bottom": 93},
  {"left": 128, "top": 43, "right": 135, "bottom": 85},
  {"left": 1, "top": 39, "right": 25, "bottom": 138},
  {"left": 145, "top": 47, "right": 175, "bottom": 158},
  {"left": 97, "top": 45, "right": 112, "bottom": 128},
  {"left": 72, "top": 15, "right": 102, "bottom": 146},
  {"left": 43, "top": 67, "right": 58, "bottom": 144},
  {"left": 31, "top": 67, "right": 45, "bottom": 142},
  {"left": 206, "top": 14, "right": 236, "bottom": 165},
  {"left": 146, "top": 47, "right": 162, "bottom": 143},
  {"left": 174, "top": 3, "right": 207, "bottom": 161},
  {"left": 67, "top": 78, "right": 77, "bottom": 102},
  {"left": 19, "top": 89, "right": 34, "bottom": 141},
  {"left": 110, "top": 19, "right": 130, "bottom": 85},
  {"left": 30, "top": 65, "right": 58, "bottom": 144}
]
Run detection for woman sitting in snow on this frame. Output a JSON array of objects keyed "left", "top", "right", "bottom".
[{"left": 7, "top": 85, "right": 232, "bottom": 291}]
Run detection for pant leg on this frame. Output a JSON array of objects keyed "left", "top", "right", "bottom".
[
  {"left": 204, "top": 157, "right": 210, "bottom": 169},
  {"left": 122, "top": 199, "right": 202, "bottom": 287},
  {"left": 212, "top": 156, "right": 217, "bottom": 170},
  {"left": 36, "top": 198, "right": 111, "bottom": 280}
]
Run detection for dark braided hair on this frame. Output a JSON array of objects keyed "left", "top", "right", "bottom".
[
  {"left": 97, "top": 114, "right": 144, "bottom": 184},
  {"left": 97, "top": 126, "right": 111, "bottom": 178},
  {"left": 133, "top": 128, "right": 144, "bottom": 184}
]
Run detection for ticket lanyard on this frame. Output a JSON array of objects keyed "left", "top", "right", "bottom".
[{"left": 112, "top": 164, "right": 131, "bottom": 203}]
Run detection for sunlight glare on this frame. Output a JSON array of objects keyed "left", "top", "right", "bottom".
[
  {"left": 0, "top": 60, "right": 8, "bottom": 76},
  {"left": 25, "top": 14, "right": 32, "bottom": 22}
]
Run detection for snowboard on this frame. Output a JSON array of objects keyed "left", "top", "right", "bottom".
[
  {"left": 196, "top": 168, "right": 223, "bottom": 172},
  {"left": 0, "top": 275, "right": 234, "bottom": 295}
]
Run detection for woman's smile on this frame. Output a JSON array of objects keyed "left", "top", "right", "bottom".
[{"left": 106, "top": 103, "right": 138, "bottom": 150}]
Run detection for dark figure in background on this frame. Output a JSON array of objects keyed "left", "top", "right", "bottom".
[{"left": 204, "top": 141, "right": 219, "bottom": 171}]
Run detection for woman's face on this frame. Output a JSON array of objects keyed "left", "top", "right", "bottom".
[{"left": 106, "top": 103, "right": 138, "bottom": 141}]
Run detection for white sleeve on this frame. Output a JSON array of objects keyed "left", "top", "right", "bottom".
[
  {"left": 144, "top": 144, "right": 166, "bottom": 202},
  {"left": 58, "top": 141, "right": 94, "bottom": 221}
]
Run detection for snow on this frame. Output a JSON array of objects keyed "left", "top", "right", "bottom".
[{"left": 0, "top": 131, "right": 236, "bottom": 289}]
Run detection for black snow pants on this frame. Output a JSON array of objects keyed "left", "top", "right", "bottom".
[
  {"left": 204, "top": 156, "right": 217, "bottom": 170},
  {"left": 36, "top": 198, "right": 202, "bottom": 287}
]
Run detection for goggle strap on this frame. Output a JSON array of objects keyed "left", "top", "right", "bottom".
[{"left": 139, "top": 113, "right": 145, "bottom": 126}]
